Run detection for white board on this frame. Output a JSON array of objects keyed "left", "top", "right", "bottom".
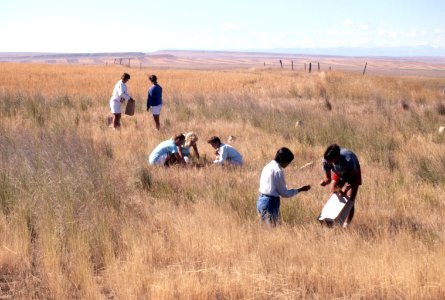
[{"left": 318, "top": 193, "right": 353, "bottom": 226}]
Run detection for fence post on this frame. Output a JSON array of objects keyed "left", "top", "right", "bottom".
[
  {"left": 363, "top": 62, "right": 368, "bottom": 75},
  {"left": 291, "top": 60, "right": 294, "bottom": 71},
  {"left": 309, "top": 62, "right": 312, "bottom": 73},
  {"left": 279, "top": 60, "right": 283, "bottom": 68},
  {"left": 318, "top": 62, "right": 320, "bottom": 71}
]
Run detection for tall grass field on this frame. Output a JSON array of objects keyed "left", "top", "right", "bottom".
[{"left": 1, "top": 62, "right": 444, "bottom": 299}]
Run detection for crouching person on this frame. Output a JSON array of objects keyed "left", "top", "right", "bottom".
[
  {"left": 148, "top": 134, "right": 186, "bottom": 166},
  {"left": 207, "top": 136, "right": 243, "bottom": 166},
  {"left": 319, "top": 143, "right": 361, "bottom": 228},
  {"left": 257, "top": 147, "right": 311, "bottom": 227}
]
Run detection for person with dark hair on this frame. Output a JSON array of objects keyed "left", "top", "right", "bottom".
[
  {"left": 148, "top": 134, "right": 186, "bottom": 166},
  {"left": 109, "top": 73, "right": 134, "bottom": 129},
  {"left": 146, "top": 74, "right": 162, "bottom": 130},
  {"left": 257, "top": 147, "right": 311, "bottom": 226},
  {"left": 319, "top": 143, "right": 362, "bottom": 228},
  {"left": 207, "top": 136, "right": 243, "bottom": 166}
]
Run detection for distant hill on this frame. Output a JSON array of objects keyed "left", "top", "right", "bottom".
[
  {"left": 249, "top": 46, "right": 445, "bottom": 57},
  {"left": 1, "top": 50, "right": 445, "bottom": 77}
]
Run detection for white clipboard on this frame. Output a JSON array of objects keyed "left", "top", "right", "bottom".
[{"left": 318, "top": 193, "right": 353, "bottom": 226}]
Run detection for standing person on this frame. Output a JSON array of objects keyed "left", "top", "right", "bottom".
[
  {"left": 148, "top": 134, "right": 186, "bottom": 166},
  {"left": 146, "top": 74, "right": 162, "bottom": 130},
  {"left": 181, "top": 132, "right": 200, "bottom": 163},
  {"left": 319, "top": 144, "right": 362, "bottom": 228},
  {"left": 257, "top": 147, "right": 311, "bottom": 226},
  {"left": 109, "top": 73, "right": 133, "bottom": 130},
  {"left": 207, "top": 136, "right": 243, "bottom": 166}
]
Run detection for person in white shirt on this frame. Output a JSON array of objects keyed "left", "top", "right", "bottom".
[
  {"left": 109, "top": 73, "right": 133, "bottom": 129},
  {"left": 207, "top": 136, "right": 243, "bottom": 166},
  {"left": 257, "top": 147, "right": 311, "bottom": 226}
]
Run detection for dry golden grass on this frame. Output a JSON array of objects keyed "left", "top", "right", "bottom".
[{"left": 0, "top": 62, "right": 444, "bottom": 299}]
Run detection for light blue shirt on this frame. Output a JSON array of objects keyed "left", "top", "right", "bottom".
[
  {"left": 181, "top": 145, "right": 191, "bottom": 156},
  {"left": 214, "top": 143, "right": 243, "bottom": 166},
  {"left": 148, "top": 140, "right": 178, "bottom": 164}
]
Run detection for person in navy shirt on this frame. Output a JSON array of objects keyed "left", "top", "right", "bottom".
[
  {"left": 146, "top": 74, "right": 162, "bottom": 130},
  {"left": 319, "top": 144, "right": 362, "bottom": 227}
]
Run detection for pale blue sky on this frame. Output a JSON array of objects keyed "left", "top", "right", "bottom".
[{"left": 1, "top": 0, "right": 444, "bottom": 53}]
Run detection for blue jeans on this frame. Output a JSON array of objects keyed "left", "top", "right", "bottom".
[{"left": 256, "top": 194, "right": 281, "bottom": 226}]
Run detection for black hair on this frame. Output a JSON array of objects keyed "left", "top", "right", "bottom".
[
  {"left": 173, "top": 133, "right": 185, "bottom": 142},
  {"left": 149, "top": 74, "right": 158, "bottom": 83},
  {"left": 274, "top": 147, "right": 294, "bottom": 164},
  {"left": 207, "top": 136, "right": 221, "bottom": 144},
  {"left": 324, "top": 144, "right": 341, "bottom": 160},
  {"left": 121, "top": 73, "right": 131, "bottom": 80}
]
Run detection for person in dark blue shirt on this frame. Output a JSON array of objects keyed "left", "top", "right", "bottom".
[
  {"left": 319, "top": 144, "right": 362, "bottom": 227},
  {"left": 146, "top": 74, "right": 162, "bottom": 130}
]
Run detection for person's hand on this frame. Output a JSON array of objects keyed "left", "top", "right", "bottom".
[
  {"left": 341, "top": 183, "right": 351, "bottom": 193},
  {"left": 319, "top": 178, "right": 331, "bottom": 186},
  {"left": 298, "top": 185, "right": 311, "bottom": 192}
]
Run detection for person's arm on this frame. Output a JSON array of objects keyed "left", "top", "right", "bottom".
[
  {"left": 175, "top": 146, "right": 186, "bottom": 164},
  {"left": 329, "top": 178, "right": 338, "bottom": 194},
  {"left": 344, "top": 183, "right": 358, "bottom": 201},
  {"left": 319, "top": 160, "right": 332, "bottom": 186},
  {"left": 319, "top": 172, "right": 332, "bottom": 186},
  {"left": 146, "top": 87, "right": 152, "bottom": 110},
  {"left": 274, "top": 170, "right": 299, "bottom": 198},
  {"left": 118, "top": 82, "right": 131, "bottom": 102},
  {"left": 213, "top": 145, "right": 226, "bottom": 164},
  {"left": 192, "top": 144, "right": 200, "bottom": 159}
]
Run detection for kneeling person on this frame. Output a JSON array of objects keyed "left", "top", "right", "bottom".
[
  {"left": 148, "top": 134, "right": 186, "bottom": 166},
  {"left": 207, "top": 136, "right": 243, "bottom": 166}
]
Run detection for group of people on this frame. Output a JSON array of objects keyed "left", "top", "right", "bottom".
[
  {"left": 257, "top": 144, "right": 361, "bottom": 228},
  {"left": 109, "top": 73, "right": 362, "bottom": 228},
  {"left": 146, "top": 133, "right": 361, "bottom": 228},
  {"left": 148, "top": 134, "right": 243, "bottom": 167},
  {"left": 109, "top": 73, "right": 162, "bottom": 130}
]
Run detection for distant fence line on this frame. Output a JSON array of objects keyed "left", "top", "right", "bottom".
[
  {"left": 265, "top": 60, "right": 368, "bottom": 74},
  {"left": 106, "top": 57, "right": 371, "bottom": 74},
  {"left": 265, "top": 59, "right": 325, "bottom": 72},
  {"left": 112, "top": 56, "right": 146, "bottom": 68}
]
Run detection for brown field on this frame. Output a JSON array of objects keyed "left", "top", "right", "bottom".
[{"left": 0, "top": 61, "right": 444, "bottom": 299}]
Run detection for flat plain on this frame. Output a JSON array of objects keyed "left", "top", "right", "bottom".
[{"left": 0, "top": 52, "right": 444, "bottom": 298}]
